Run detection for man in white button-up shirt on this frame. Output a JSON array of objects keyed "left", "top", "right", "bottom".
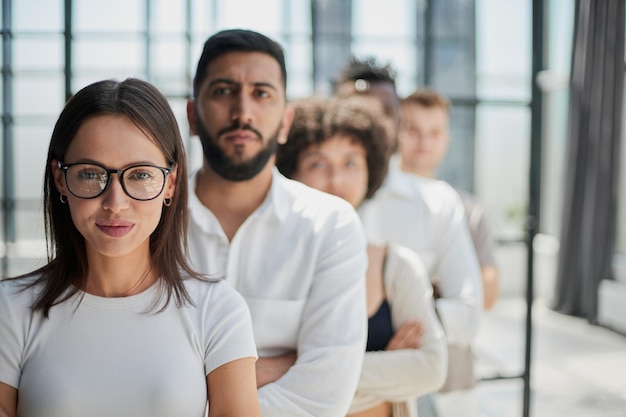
[
  {"left": 185, "top": 29, "right": 368, "bottom": 417},
  {"left": 335, "top": 58, "right": 483, "bottom": 417}
]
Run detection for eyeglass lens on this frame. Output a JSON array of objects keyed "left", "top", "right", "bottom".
[{"left": 65, "top": 164, "right": 167, "bottom": 200}]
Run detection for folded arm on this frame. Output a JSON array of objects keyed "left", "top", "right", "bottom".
[
  {"left": 0, "top": 382, "right": 16, "bottom": 417},
  {"left": 257, "top": 209, "right": 368, "bottom": 416}
]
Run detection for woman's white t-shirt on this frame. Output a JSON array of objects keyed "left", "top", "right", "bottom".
[{"left": 0, "top": 276, "right": 257, "bottom": 417}]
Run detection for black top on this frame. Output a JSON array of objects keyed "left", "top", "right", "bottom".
[{"left": 366, "top": 299, "right": 393, "bottom": 351}]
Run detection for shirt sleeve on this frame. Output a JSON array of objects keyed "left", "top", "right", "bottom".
[
  {"left": 203, "top": 281, "right": 258, "bottom": 375},
  {"left": 466, "top": 201, "right": 497, "bottom": 267},
  {"left": 0, "top": 280, "right": 27, "bottom": 389},
  {"left": 433, "top": 190, "right": 483, "bottom": 346},
  {"left": 349, "top": 245, "right": 447, "bottom": 413},
  {"left": 258, "top": 206, "right": 368, "bottom": 417}
]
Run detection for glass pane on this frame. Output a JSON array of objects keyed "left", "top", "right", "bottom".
[
  {"left": 541, "top": 89, "right": 569, "bottom": 238},
  {"left": 14, "top": 0, "right": 62, "bottom": 32},
  {"left": 190, "top": 0, "right": 215, "bottom": 36},
  {"left": 14, "top": 76, "right": 64, "bottom": 117},
  {"left": 14, "top": 36, "right": 63, "bottom": 71},
  {"left": 167, "top": 98, "right": 189, "bottom": 138},
  {"left": 74, "top": 0, "right": 144, "bottom": 32},
  {"left": 152, "top": 0, "right": 187, "bottom": 33},
  {"left": 431, "top": 42, "right": 476, "bottom": 97},
  {"left": 287, "top": 71, "right": 313, "bottom": 100},
  {"left": 540, "top": 0, "right": 575, "bottom": 237},
  {"left": 438, "top": 105, "right": 476, "bottom": 192},
  {"left": 616, "top": 80, "right": 626, "bottom": 255},
  {"left": 152, "top": 75, "right": 190, "bottom": 99},
  {"left": 350, "top": 40, "right": 418, "bottom": 97},
  {"left": 352, "top": 0, "right": 417, "bottom": 38},
  {"left": 73, "top": 38, "right": 145, "bottom": 73},
  {"left": 476, "top": 0, "right": 531, "bottom": 101},
  {"left": 286, "top": 37, "right": 312, "bottom": 98},
  {"left": 14, "top": 204, "right": 46, "bottom": 250},
  {"left": 13, "top": 123, "right": 50, "bottom": 200},
  {"left": 475, "top": 105, "right": 530, "bottom": 236},
  {"left": 288, "top": 0, "right": 312, "bottom": 35},
  {"left": 151, "top": 38, "right": 187, "bottom": 74},
  {"left": 216, "top": 0, "right": 282, "bottom": 35}
]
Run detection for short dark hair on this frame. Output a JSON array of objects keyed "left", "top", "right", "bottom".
[
  {"left": 192, "top": 29, "right": 287, "bottom": 98},
  {"left": 277, "top": 95, "right": 389, "bottom": 200},
  {"left": 402, "top": 88, "right": 451, "bottom": 113},
  {"left": 16, "top": 78, "right": 202, "bottom": 317},
  {"left": 334, "top": 56, "right": 397, "bottom": 93}
]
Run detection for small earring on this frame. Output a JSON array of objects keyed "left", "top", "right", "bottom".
[
  {"left": 164, "top": 198, "right": 172, "bottom": 207},
  {"left": 60, "top": 194, "right": 67, "bottom": 204}
]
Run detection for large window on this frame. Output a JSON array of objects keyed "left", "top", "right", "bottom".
[{"left": 1, "top": 0, "right": 537, "bottom": 279}]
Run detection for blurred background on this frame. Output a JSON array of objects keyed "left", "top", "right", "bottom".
[{"left": 0, "top": 1, "right": 625, "bottom": 415}]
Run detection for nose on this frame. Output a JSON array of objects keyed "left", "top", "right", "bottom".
[
  {"left": 328, "top": 168, "right": 347, "bottom": 196},
  {"left": 232, "top": 92, "right": 253, "bottom": 125},
  {"left": 101, "top": 174, "right": 130, "bottom": 213}
]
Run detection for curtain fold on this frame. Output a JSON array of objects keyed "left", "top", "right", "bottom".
[{"left": 554, "top": 0, "right": 625, "bottom": 321}]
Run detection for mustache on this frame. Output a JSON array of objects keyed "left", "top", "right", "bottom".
[{"left": 217, "top": 121, "right": 263, "bottom": 140}]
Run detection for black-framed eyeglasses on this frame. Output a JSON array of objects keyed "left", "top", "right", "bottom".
[{"left": 58, "top": 161, "right": 173, "bottom": 201}]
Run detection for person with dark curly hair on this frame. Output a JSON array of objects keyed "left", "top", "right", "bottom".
[
  {"left": 334, "top": 56, "right": 401, "bottom": 152},
  {"left": 335, "top": 57, "right": 484, "bottom": 417},
  {"left": 277, "top": 96, "right": 447, "bottom": 417}
]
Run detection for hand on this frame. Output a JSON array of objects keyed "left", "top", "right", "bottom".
[
  {"left": 482, "top": 265, "right": 500, "bottom": 310},
  {"left": 255, "top": 351, "right": 297, "bottom": 388},
  {"left": 385, "top": 320, "right": 424, "bottom": 350}
]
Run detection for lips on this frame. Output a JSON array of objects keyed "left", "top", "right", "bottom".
[
  {"left": 223, "top": 130, "right": 258, "bottom": 144},
  {"left": 96, "top": 219, "right": 135, "bottom": 238}
]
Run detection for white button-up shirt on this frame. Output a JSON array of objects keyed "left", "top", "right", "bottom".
[
  {"left": 187, "top": 168, "right": 368, "bottom": 417},
  {"left": 359, "top": 166, "right": 482, "bottom": 346}
]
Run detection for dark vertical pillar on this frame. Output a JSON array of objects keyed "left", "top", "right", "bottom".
[
  {"left": 524, "top": 0, "right": 545, "bottom": 415},
  {"left": 64, "top": 0, "right": 72, "bottom": 100},
  {"left": 2, "top": 0, "right": 13, "bottom": 276},
  {"left": 426, "top": 0, "right": 477, "bottom": 192},
  {"left": 311, "top": 0, "right": 352, "bottom": 96},
  {"left": 145, "top": 0, "right": 151, "bottom": 82}
]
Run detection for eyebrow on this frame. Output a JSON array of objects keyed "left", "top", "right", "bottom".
[
  {"left": 301, "top": 149, "right": 365, "bottom": 158},
  {"left": 66, "top": 159, "right": 165, "bottom": 168},
  {"left": 207, "top": 78, "right": 278, "bottom": 92}
]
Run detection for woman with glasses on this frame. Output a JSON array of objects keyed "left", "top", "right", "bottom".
[
  {"left": 0, "top": 78, "right": 260, "bottom": 417},
  {"left": 276, "top": 96, "right": 447, "bottom": 417}
]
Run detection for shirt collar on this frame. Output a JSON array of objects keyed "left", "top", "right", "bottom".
[
  {"left": 383, "top": 161, "right": 415, "bottom": 199},
  {"left": 188, "top": 167, "right": 290, "bottom": 233},
  {"left": 267, "top": 167, "right": 290, "bottom": 223}
]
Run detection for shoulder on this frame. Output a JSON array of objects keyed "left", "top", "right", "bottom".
[
  {"left": 0, "top": 276, "right": 43, "bottom": 324},
  {"left": 0, "top": 276, "right": 40, "bottom": 304},
  {"left": 454, "top": 188, "right": 486, "bottom": 219},
  {"left": 372, "top": 168, "right": 462, "bottom": 207},
  {"left": 183, "top": 277, "right": 249, "bottom": 312},
  {"left": 385, "top": 244, "right": 429, "bottom": 281},
  {"left": 384, "top": 244, "right": 432, "bottom": 299}
]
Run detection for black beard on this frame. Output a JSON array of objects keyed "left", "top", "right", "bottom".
[{"left": 196, "top": 119, "right": 280, "bottom": 182}]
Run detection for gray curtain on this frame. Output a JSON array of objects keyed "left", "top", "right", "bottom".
[{"left": 554, "top": 0, "right": 625, "bottom": 322}]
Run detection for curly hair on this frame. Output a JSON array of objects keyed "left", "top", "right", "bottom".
[
  {"left": 334, "top": 56, "right": 397, "bottom": 91},
  {"left": 277, "top": 95, "right": 390, "bottom": 201}
]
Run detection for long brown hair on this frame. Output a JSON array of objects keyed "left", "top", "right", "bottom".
[{"left": 15, "top": 78, "right": 203, "bottom": 317}]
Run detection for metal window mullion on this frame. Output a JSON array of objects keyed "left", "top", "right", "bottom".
[{"left": 2, "top": 0, "right": 14, "bottom": 276}]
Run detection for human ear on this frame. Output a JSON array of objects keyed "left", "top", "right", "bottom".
[
  {"left": 277, "top": 105, "right": 295, "bottom": 145},
  {"left": 187, "top": 99, "right": 198, "bottom": 136},
  {"left": 51, "top": 160, "right": 68, "bottom": 196},
  {"left": 164, "top": 163, "right": 178, "bottom": 200}
]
